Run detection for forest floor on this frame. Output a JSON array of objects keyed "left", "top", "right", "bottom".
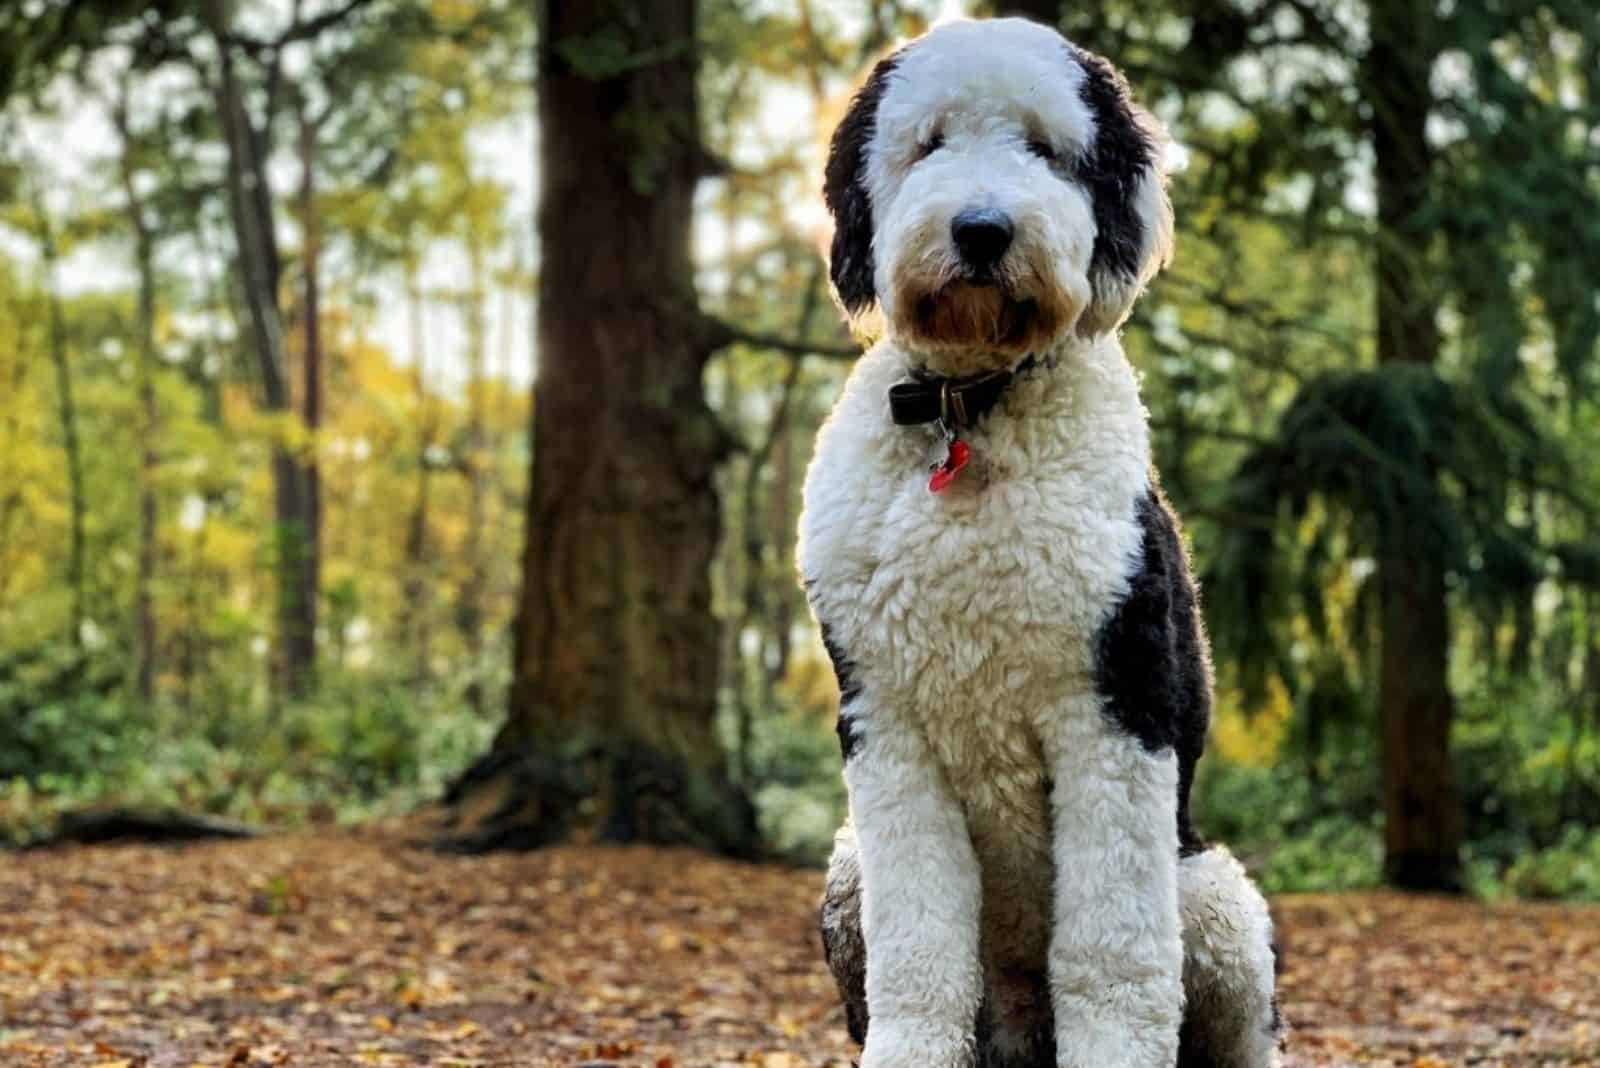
[{"left": 0, "top": 834, "right": 1596, "bottom": 1067}]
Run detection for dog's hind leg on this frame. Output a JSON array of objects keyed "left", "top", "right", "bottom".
[
  {"left": 1177, "top": 846, "right": 1284, "bottom": 1068},
  {"left": 820, "top": 822, "right": 869, "bottom": 1045}
]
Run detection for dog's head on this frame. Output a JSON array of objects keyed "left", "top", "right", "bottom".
[{"left": 824, "top": 18, "right": 1174, "bottom": 373}]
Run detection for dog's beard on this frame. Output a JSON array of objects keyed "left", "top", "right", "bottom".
[
  {"left": 916, "top": 283, "right": 1039, "bottom": 349},
  {"left": 896, "top": 278, "right": 1068, "bottom": 374}
]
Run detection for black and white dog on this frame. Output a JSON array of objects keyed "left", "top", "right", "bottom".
[{"left": 799, "top": 18, "right": 1281, "bottom": 1068}]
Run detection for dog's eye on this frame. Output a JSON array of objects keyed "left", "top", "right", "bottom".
[
  {"left": 1026, "top": 139, "right": 1058, "bottom": 162},
  {"left": 915, "top": 133, "right": 945, "bottom": 161}
]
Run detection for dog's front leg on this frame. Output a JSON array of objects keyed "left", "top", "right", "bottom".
[
  {"left": 846, "top": 713, "right": 982, "bottom": 1068},
  {"left": 1040, "top": 704, "right": 1184, "bottom": 1068}
]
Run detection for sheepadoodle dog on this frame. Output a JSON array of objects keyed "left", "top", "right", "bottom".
[{"left": 798, "top": 17, "right": 1282, "bottom": 1068}]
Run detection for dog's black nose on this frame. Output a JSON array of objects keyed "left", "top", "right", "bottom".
[{"left": 951, "top": 208, "right": 1014, "bottom": 270}]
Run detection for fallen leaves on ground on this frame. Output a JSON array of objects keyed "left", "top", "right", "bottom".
[{"left": 0, "top": 835, "right": 1594, "bottom": 1066}]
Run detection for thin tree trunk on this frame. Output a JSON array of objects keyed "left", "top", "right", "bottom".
[
  {"left": 297, "top": 101, "right": 323, "bottom": 689},
  {"left": 737, "top": 355, "right": 801, "bottom": 780},
  {"left": 204, "top": 0, "right": 314, "bottom": 700},
  {"left": 735, "top": 268, "right": 822, "bottom": 778},
  {"left": 402, "top": 266, "right": 435, "bottom": 690},
  {"left": 766, "top": 408, "right": 795, "bottom": 691},
  {"left": 32, "top": 195, "right": 87, "bottom": 651},
  {"left": 457, "top": 241, "right": 490, "bottom": 715},
  {"left": 441, "top": 0, "right": 755, "bottom": 856},
  {"left": 1366, "top": 0, "right": 1461, "bottom": 892},
  {"left": 114, "top": 89, "right": 161, "bottom": 703}
]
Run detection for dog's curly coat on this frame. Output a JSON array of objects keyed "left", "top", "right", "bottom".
[{"left": 798, "top": 18, "right": 1283, "bottom": 1068}]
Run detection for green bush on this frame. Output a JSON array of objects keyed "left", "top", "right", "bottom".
[
  {"left": 0, "top": 653, "right": 497, "bottom": 844},
  {"left": 1504, "top": 826, "right": 1600, "bottom": 901},
  {"left": 718, "top": 695, "right": 848, "bottom": 864},
  {"left": 0, "top": 647, "right": 141, "bottom": 782},
  {"left": 1253, "top": 817, "right": 1383, "bottom": 893},
  {"left": 1194, "top": 758, "right": 1384, "bottom": 893}
]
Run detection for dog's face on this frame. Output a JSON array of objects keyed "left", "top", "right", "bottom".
[{"left": 824, "top": 18, "right": 1174, "bottom": 373}]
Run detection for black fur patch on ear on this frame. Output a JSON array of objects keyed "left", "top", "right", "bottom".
[
  {"left": 1072, "top": 47, "right": 1157, "bottom": 283},
  {"left": 824, "top": 52, "right": 902, "bottom": 314}
]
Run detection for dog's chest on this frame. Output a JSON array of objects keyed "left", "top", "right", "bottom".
[
  {"left": 854, "top": 446, "right": 1131, "bottom": 754},
  {"left": 800, "top": 343, "right": 1151, "bottom": 784}
]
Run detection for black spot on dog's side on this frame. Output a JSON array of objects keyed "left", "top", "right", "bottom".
[
  {"left": 821, "top": 620, "right": 864, "bottom": 760},
  {"left": 835, "top": 714, "right": 863, "bottom": 762},
  {"left": 1093, "top": 486, "right": 1212, "bottom": 855},
  {"left": 821, "top": 621, "right": 863, "bottom": 706},
  {"left": 824, "top": 51, "right": 903, "bottom": 313},
  {"left": 1072, "top": 47, "right": 1157, "bottom": 284}
]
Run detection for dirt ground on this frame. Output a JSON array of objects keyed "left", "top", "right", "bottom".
[{"left": 0, "top": 834, "right": 1595, "bottom": 1066}]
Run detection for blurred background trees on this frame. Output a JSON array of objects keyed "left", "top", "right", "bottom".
[{"left": 1, "top": 0, "right": 1598, "bottom": 899}]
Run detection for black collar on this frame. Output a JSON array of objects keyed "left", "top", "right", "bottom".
[{"left": 888, "top": 355, "right": 1039, "bottom": 433}]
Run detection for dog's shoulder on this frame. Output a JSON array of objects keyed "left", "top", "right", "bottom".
[{"left": 796, "top": 340, "right": 917, "bottom": 588}]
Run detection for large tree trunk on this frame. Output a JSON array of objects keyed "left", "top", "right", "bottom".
[
  {"left": 439, "top": 0, "right": 756, "bottom": 856},
  {"left": 1366, "top": 0, "right": 1461, "bottom": 892}
]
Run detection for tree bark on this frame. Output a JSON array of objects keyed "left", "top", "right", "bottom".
[
  {"left": 296, "top": 100, "right": 324, "bottom": 691},
  {"left": 115, "top": 100, "right": 161, "bottom": 704},
  {"left": 204, "top": 0, "right": 316, "bottom": 699},
  {"left": 440, "top": 0, "right": 755, "bottom": 856},
  {"left": 457, "top": 240, "right": 490, "bottom": 715},
  {"left": 1365, "top": 0, "right": 1461, "bottom": 892},
  {"left": 31, "top": 194, "right": 87, "bottom": 652},
  {"left": 402, "top": 266, "right": 435, "bottom": 690}
]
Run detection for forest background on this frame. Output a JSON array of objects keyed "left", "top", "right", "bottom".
[{"left": 2, "top": 0, "right": 1599, "bottom": 903}]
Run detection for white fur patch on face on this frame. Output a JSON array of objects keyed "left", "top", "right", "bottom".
[
  {"left": 863, "top": 19, "right": 1097, "bottom": 200},
  {"left": 862, "top": 19, "right": 1101, "bottom": 368}
]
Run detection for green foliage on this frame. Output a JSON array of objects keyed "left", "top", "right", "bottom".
[
  {"left": 0, "top": 647, "right": 135, "bottom": 782},
  {"left": 1195, "top": 758, "right": 1383, "bottom": 893},
  {"left": 1504, "top": 827, "right": 1600, "bottom": 902},
  {"left": 1196, "top": 672, "right": 1600, "bottom": 895},
  {"left": 0, "top": 665, "right": 497, "bottom": 846},
  {"left": 745, "top": 708, "right": 848, "bottom": 863},
  {"left": 1205, "top": 366, "right": 1574, "bottom": 697},
  {"left": 1455, "top": 677, "right": 1600, "bottom": 869}
]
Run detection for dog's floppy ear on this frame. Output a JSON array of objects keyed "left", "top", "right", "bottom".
[
  {"left": 824, "top": 51, "right": 903, "bottom": 317},
  {"left": 1071, "top": 47, "right": 1175, "bottom": 338}
]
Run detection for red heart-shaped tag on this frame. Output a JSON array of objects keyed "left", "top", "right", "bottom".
[{"left": 928, "top": 439, "right": 971, "bottom": 493}]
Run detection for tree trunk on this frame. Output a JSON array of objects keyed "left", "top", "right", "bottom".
[
  {"left": 205, "top": 0, "right": 315, "bottom": 700},
  {"left": 115, "top": 91, "right": 160, "bottom": 704},
  {"left": 402, "top": 266, "right": 435, "bottom": 690},
  {"left": 439, "top": 0, "right": 756, "bottom": 856},
  {"left": 296, "top": 102, "right": 323, "bottom": 690},
  {"left": 1366, "top": 0, "right": 1461, "bottom": 892},
  {"left": 457, "top": 241, "right": 490, "bottom": 715},
  {"left": 33, "top": 198, "right": 87, "bottom": 652}
]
